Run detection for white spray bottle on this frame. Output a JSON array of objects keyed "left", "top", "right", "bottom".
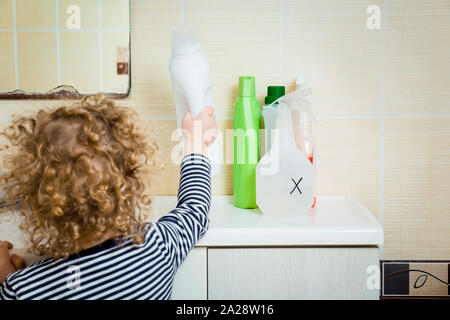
[{"left": 169, "top": 26, "right": 221, "bottom": 175}]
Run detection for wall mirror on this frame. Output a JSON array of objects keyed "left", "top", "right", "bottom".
[{"left": 0, "top": 0, "right": 130, "bottom": 99}]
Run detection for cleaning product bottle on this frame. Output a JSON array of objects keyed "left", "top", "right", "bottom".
[
  {"left": 169, "top": 25, "right": 221, "bottom": 175},
  {"left": 233, "top": 76, "right": 261, "bottom": 209},
  {"left": 292, "top": 74, "right": 316, "bottom": 207},
  {"left": 261, "top": 86, "right": 285, "bottom": 157},
  {"left": 255, "top": 90, "right": 316, "bottom": 216}
]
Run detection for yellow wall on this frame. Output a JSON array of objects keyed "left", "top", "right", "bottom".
[{"left": 1, "top": 0, "right": 450, "bottom": 260}]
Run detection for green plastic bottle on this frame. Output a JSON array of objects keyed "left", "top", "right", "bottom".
[
  {"left": 233, "top": 76, "right": 261, "bottom": 209},
  {"left": 264, "top": 86, "right": 285, "bottom": 106},
  {"left": 261, "top": 86, "right": 285, "bottom": 157}
]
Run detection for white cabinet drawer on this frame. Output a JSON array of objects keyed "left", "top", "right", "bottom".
[
  {"left": 207, "top": 247, "right": 379, "bottom": 300},
  {"left": 172, "top": 247, "right": 207, "bottom": 300}
]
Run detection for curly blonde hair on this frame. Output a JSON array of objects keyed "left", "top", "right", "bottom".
[{"left": 0, "top": 94, "right": 159, "bottom": 259}]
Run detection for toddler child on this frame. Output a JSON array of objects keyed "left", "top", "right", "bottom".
[{"left": 0, "top": 94, "right": 217, "bottom": 300}]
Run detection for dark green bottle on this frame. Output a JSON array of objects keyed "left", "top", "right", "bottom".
[
  {"left": 264, "top": 86, "right": 285, "bottom": 105},
  {"left": 233, "top": 76, "right": 261, "bottom": 209}
]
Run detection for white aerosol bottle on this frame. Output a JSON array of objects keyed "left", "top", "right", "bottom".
[{"left": 169, "top": 26, "right": 221, "bottom": 175}]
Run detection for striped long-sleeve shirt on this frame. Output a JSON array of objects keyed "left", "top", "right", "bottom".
[{"left": 0, "top": 154, "right": 211, "bottom": 300}]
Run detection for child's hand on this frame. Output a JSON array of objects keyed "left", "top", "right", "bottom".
[
  {"left": 0, "top": 241, "right": 26, "bottom": 283},
  {"left": 182, "top": 106, "right": 218, "bottom": 156}
]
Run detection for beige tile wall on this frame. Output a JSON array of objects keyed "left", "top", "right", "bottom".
[
  {"left": 0, "top": 1, "right": 13, "bottom": 29},
  {"left": 16, "top": 0, "right": 56, "bottom": 29},
  {"left": 17, "top": 32, "right": 58, "bottom": 92},
  {"left": 384, "top": 0, "right": 450, "bottom": 115},
  {"left": 315, "top": 118, "right": 380, "bottom": 218},
  {"left": 0, "top": 32, "right": 15, "bottom": 92},
  {"left": 102, "top": 0, "right": 130, "bottom": 30},
  {"left": 130, "top": 0, "right": 180, "bottom": 117},
  {"left": 59, "top": 0, "right": 99, "bottom": 29},
  {"left": 286, "top": 0, "right": 382, "bottom": 115},
  {"left": 382, "top": 0, "right": 450, "bottom": 259},
  {"left": 60, "top": 32, "right": 100, "bottom": 93},
  {"left": 1, "top": 0, "right": 449, "bottom": 260}
]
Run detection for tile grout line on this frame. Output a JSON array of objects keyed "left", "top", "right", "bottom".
[
  {"left": 12, "top": 0, "right": 19, "bottom": 89},
  {"left": 430, "top": 0, "right": 437, "bottom": 258},
  {"left": 280, "top": 0, "right": 286, "bottom": 85},
  {"left": 56, "top": 0, "right": 62, "bottom": 86},
  {"left": 378, "top": 0, "right": 387, "bottom": 259},
  {"left": 206, "top": 248, "right": 209, "bottom": 300},
  {"left": 317, "top": 113, "right": 450, "bottom": 119},
  {"left": 181, "top": 0, "right": 185, "bottom": 25},
  {"left": 2, "top": 113, "right": 450, "bottom": 121},
  {"left": 98, "top": 0, "right": 104, "bottom": 92},
  {"left": 0, "top": 28, "right": 129, "bottom": 32}
]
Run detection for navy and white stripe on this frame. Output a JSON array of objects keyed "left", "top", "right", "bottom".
[{"left": 0, "top": 154, "right": 211, "bottom": 300}]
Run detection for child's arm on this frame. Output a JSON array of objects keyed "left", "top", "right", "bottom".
[
  {"left": 0, "top": 241, "right": 26, "bottom": 300},
  {"left": 0, "top": 241, "right": 16, "bottom": 284},
  {"left": 154, "top": 106, "right": 216, "bottom": 270},
  {"left": 155, "top": 153, "right": 211, "bottom": 270}
]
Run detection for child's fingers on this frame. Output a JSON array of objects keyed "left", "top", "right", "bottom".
[
  {"left": 202, "top": 106, "right": 214, "bottom": 117},
  {"left": 0, "top": 241, "right": 13, "bottom": 250},
  {"left": 10, "top": 254, "right": 26, "bottom": 271},
  {"left": 208, "top": 113, "right": 217, "bottom": 129},
  {"left": 182, "top": 111, "right": 193, "bottom": 130},
  {"left": 204, "top": 123, "right": 218, "bottom": 145},
  {"left": 182, "top": 111, "right": 193, "bottom": 125},
  {"left": 197, "top": 106, "right": 215, "bottom": 124},
  {"left": 0, "top": 241, "right": 13, "bottom": 262}
]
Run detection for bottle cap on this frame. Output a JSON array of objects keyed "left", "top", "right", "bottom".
[
  {"left": 264, "top": 86, "right": 285, "bottom": 105},
  {"left": 172, "top": 25, "right": 202, "bottom": 57},
  {"left": 238, "top": 76, "right": 255, "bottom": 97}
]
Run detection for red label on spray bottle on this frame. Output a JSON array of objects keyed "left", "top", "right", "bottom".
[{"left": 307, "top": 154, "right": 316, "bottom": 208}]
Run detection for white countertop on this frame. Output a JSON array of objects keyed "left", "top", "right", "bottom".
[
  {"left": 152, "top": 195, "right": 384, "bottom": 247},
  {"left": 0, "top": 195, "right": 383, "bottom": 264}
]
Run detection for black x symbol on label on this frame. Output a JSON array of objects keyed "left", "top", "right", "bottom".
[{"left": 290, "top": 177, "right": 303, "bottom": 195}]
